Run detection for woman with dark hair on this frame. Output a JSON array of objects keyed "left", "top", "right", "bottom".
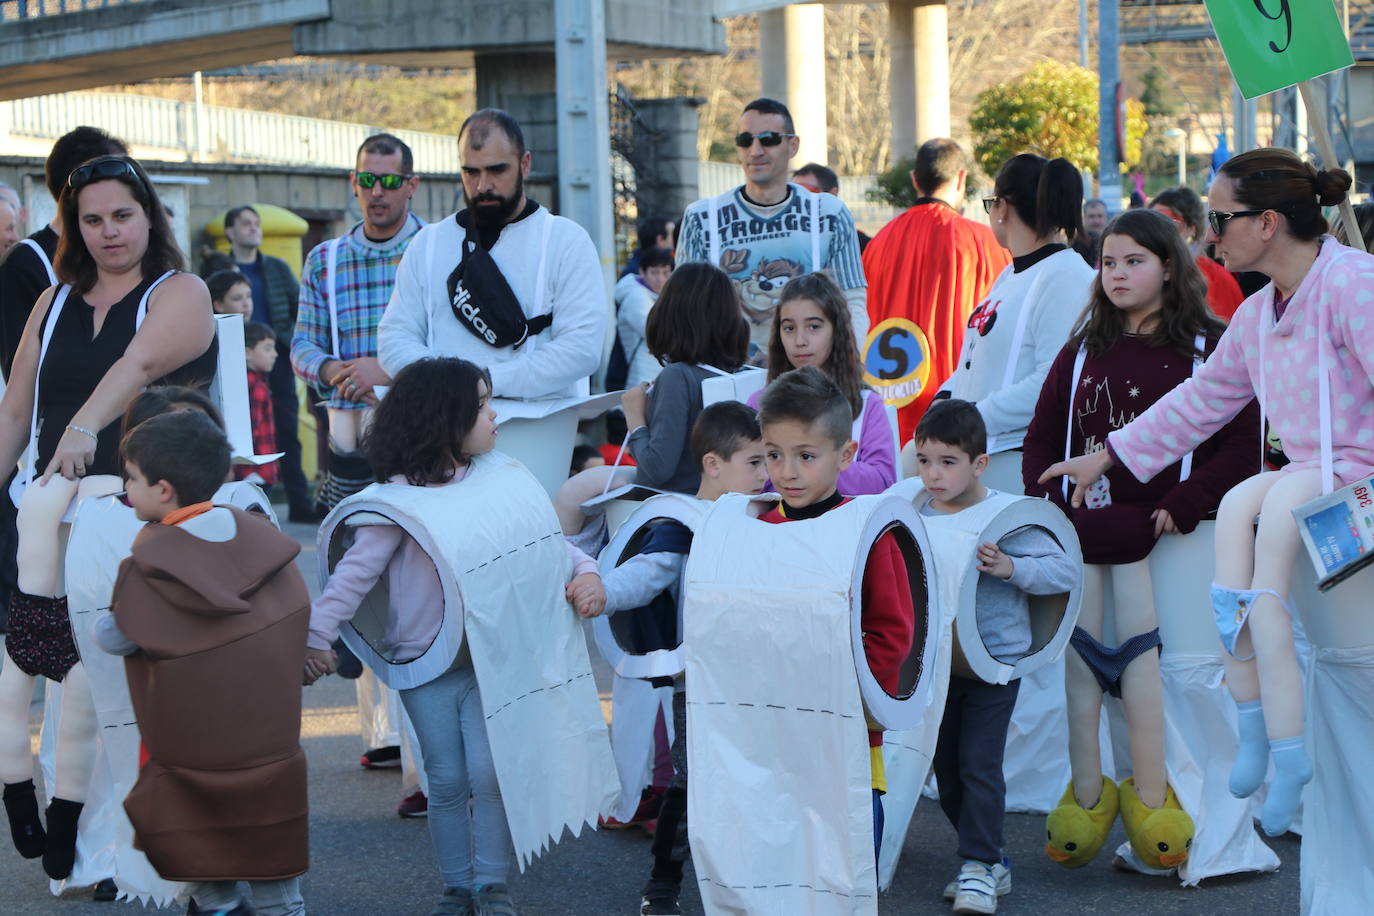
[
  {"left": 936, "top": 153, "right": 1096, "bottom": 486},
  {"left": 1023, "top": 209, "right": 1260, "bottom": 870},
  {"left": 1149, "top": 186, "right": 1245, "bottom": 321},
  {"left": 1042, "top": 148, "right": 1374, "bottom": 837},
  {"left": 0, "top": 154, "right": 217, "bottom": 880}
]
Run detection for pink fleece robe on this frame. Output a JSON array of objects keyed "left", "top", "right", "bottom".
[
  {"left": 1109, "top": 239, "right": 1374, "bottom": 487},
  {"left": 308, "top": 467, "right": 597, "bottom": 655}
]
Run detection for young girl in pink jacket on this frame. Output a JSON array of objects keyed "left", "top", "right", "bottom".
[{"left": 1042, "top": 149, "right": 1374, "bottom": 837}]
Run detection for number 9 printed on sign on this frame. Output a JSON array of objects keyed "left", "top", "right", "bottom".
[
  {"left": 862, "top": 317, "right": 932, "bottom": 409},
  {"left": 1204, "top": 0, "right": 1354, "bottom": 99}
]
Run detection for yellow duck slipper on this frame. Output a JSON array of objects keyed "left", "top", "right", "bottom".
[
  {"left": 1045, "top": 776, "right": 1119, "bottom": 868},
  {"left": 1118, "top": 778, "right": 1194, "bottom": 870}
]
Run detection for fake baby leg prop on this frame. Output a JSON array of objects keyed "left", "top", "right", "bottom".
[{"left": 1213, "top": 470, "right": 1320, "bottom": 836}]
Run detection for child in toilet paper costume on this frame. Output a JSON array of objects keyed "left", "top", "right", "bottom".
[
  {"left": 97, "top": 410, "right": 310, "bottom": 915},
  {"left": 1023, "top": 210, "right": 1261, "bottom": 872},
  {"left": 757, "top": 368, "right": 915, "bottom": 842},
  {"left": 1042, "top": 149, "right": 1374, "bottom": 837},
  {"left": 554, "top": 263, "right": 750, "bottom": 537},
  {"left": 589, "top": 401, "right": 768, "bottom": 916},
  {"left": 746, "top": 272, "right": 897, "bottom": 494},
  {"left": 913, "top": 399, "right": 1078, "bottom": 914},
  {"left": 305, "top": 357, "right": 615, "bottom": 916}
]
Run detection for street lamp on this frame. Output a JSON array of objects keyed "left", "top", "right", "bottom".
[{"left": 1163, "top": 127, "right": 1185, "bottom": 186}]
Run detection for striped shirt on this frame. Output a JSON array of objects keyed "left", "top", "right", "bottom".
[{"left": 291, "top": 214, "right": 424, "bottom": 409}]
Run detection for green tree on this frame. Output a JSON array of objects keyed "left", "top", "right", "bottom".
[
  {"left": 969, "top": 61, "right": 1147, "bottom": 177},
  {"left": 1140, "top": 65, "right": 1179, "bottom": 118},
  {"left": 867, "top": 157, "right": 918, "bottom": 209}
]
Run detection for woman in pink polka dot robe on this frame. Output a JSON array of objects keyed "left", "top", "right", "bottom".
[{"left": 1040, "top": 149, "right": 1374, "bottom": 839}]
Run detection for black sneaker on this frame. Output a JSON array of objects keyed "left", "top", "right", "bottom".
[
  {"left": 639, "top": 886, "right": 681, "bottom": 916},
  {"left": 93, "top": 877, "right": 118, "bottom": 901}
]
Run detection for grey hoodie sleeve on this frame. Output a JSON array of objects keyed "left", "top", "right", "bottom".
[
  {"left": 1002, "top": 526, "right": 1079, "bottom": 596},
  {"left": 93, "top": 614, "right": 140, "bottom": 656},
  {"left": 603, "top": 552, "right": 686, "bottom": 615}
]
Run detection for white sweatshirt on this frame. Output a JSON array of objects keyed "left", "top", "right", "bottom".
[
  {"left": 378, "top": 205, "right": 607, "bottom": 399},
  {"left": 939, "top": 247, "right": 1094, "bottom": 451}
]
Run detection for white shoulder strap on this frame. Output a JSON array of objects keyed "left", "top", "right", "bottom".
[
  {"left": 1317, "top": 301, "right": 1334, "bottom": 495},
  {"left": 23, "top": 285, "right": 74, "bottom": 485},
  {"left": 1062, "top": 343, "right": 1089, "bottom": 501},
  {"left": 326, "top": 236, "right": 343, "bottom": 358},
  {"left": 18, "top": 238, "right": 56, "bottom": 286},
  {"left": 133, "top": 271, "right": 177, "bottom": 330},
  {"left": 532, "top": 208, "right": 554, "bottom": 317},
  {"left": 1176, "top": 333, "right": 1207, "bottom": 483},
  {"left": 707, "top": 195, "right": 722, "bottom": 269}
]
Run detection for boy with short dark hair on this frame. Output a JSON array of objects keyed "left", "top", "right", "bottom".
[
  {"left": 241, "top": 321, "right": 280, "bottom": 487},
  {"left": 913, "top": 399, "right": 1077, "bottom": 916},
  {"left": 97, "top": 410, "right": 311, "bottom": 916},
  {"left": 579, "top": 400, "right": 767, "bottom": 916},
  {"left": 755, "top": 365, "right": 917, "bottom": 862}
]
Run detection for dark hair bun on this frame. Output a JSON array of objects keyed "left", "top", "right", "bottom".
[{"left": 1315, "top": 168, "right": 1353, "bottom": 207}]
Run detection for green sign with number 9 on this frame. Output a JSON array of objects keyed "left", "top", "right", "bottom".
[{"left": 1205, "top": 0, "right": 1354, "bottom": 99}]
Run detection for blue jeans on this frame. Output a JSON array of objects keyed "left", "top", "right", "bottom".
[
  {"left": 187, "top": 878, "right": 303, "bottom": 915},
  {"left": 399, "top": 663, "right": 511, "bottom": 889}
]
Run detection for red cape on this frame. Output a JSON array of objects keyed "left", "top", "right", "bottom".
[{"left": 862, "top": 202, "right": 1010, "bottom": 445}]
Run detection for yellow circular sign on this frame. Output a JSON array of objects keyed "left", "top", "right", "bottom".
[{"left": 862, "top": 318, "right": 932, "bottom": 409}]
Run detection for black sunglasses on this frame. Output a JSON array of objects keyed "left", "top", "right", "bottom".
[
  {"left": 734, "top": 131, "right": 796, "bottom": 148},
  {"left": 982, "top": 196, "right": 1000, "bottom": 214},
  {"left": 1207, "top": 209, "right": 1268, "bottom": 235},
  {"left": 355, "top": 172, "right": 413, "bottom": 190},
  {"left": 68, "top": 158, "right": 141, "bottom": 191}
]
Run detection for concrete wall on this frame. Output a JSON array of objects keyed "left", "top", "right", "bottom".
[{"left": 0, "top": 155, "right": 464, "bottom": 273}]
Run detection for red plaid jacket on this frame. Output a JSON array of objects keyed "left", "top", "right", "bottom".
[{"left": 237, "top": 369, "right": 280, "bottom": 485}]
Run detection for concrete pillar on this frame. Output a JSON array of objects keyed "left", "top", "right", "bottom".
[
  {"left": 757, "top": 4, "right": 828, "bottom": 167},
  {"left": 913, "top": 3, "right": 951, "bottom": 148},
  {"left": 889, "top": 0, "right": 951, "bottom": 163},
  {"left": 474, "top": 52, "right": 558, "bottom": 206},
  {"left": 629, "top": 97, "right": 704, "bottom": 224}
]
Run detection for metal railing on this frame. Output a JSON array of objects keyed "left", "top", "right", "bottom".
[
  {"left": 0, "top": 0, "right": 143, "bottom": 23},
  {"left": 6, "top": 91, "right": 461, "bottom": 171}
]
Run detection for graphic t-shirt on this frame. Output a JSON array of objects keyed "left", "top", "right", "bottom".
[{"left": 678, "top": 184, "right": 865, "bottom": 347}]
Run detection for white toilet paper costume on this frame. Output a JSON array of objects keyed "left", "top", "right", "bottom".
[
  {"left": 875, "top": 478, "right": 1082, "bottom": 887},
  {"left": 683, "top": 493, "right": 935, "bottom": 915},
  {"left": 316, "top": 451, "right": 617, "bottom": 868}
]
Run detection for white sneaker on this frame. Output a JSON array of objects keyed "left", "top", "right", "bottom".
[
  {"left": 951, "top": 860, "right": 1002, "bottom": 914},
  {"left": 943, "top": 858, "right": 1010, "bottom": 900}
]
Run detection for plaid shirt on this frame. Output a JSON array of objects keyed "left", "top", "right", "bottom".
[
  {"left": 291, "top": 215, "right": 424, "bottom": 409},
  {"left": 237, "top": 368, "right": 279, "bottom": 485}
]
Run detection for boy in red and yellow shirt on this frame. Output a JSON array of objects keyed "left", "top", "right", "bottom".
[{"left": 757, "top": 366, "right": 915, "bottom": 855}]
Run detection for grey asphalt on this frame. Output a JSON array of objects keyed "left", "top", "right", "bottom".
[{"left": 2, "top": 517, "right": 1300, "bottom": 914}]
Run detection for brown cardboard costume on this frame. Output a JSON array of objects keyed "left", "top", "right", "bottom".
[{"left": 110, "top": 507, "right": 311, "bottom": 882}]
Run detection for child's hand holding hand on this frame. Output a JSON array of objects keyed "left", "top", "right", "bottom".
[
  {"left": 566, "top": 573, "right": 607, "bottom": 618},
  {"left": 303, "top": 647, "right": 338, "bottom": 685},
  {"left": 976, "top": 541, "right": 1015, "bottom": 580},
  {"left": 620, "top": 382, "right": 651, "bottom": 430}
]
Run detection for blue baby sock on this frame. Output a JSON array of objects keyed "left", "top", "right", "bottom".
[
  {"left": 1260, "top": 737, "right": 1312, "bottom": 837},
  {"left": 1229, "top": 700, "right": 1269, "bottom": 799}
]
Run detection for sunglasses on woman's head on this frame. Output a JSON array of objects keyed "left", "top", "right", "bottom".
[
  {"left": 734, "top": 131, "right": 795, "bottom": 148},
  {"left": 67, "top": 158, "right": 140, "bottom": 191},
  {"left": 355, "top": 172, "right": 413, "bottom": 190}
]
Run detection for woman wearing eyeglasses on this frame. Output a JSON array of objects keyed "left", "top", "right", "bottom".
[
  {"left": 1041, "top": 148, "right": 1374, "bottom": 838},
  {"left": 0, "top": 154, "right": 216, "bottom": 879}
]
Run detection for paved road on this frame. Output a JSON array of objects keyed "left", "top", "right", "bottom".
[{"left": 2, "top": 517, "right": 1300, "bottom": 914}]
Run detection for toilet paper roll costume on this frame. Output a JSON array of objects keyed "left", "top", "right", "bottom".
[
  {"left": 683, "top": 493, "right": 935, "bottom": 915},
  {"left": 315, "top": 451, "right": 617, "bottom": 868},
  {"left": 875, "top": 477, "right": 1082, "bottom": 888},
  {"left": 62, "top": 483, "right": 275, "bottom": 905},
  {"left": 1022, "top": 320, "right": 1262, "bottom": 873},
  {"left": 0, "top": 266, "right": 218, "bottom": 883}
]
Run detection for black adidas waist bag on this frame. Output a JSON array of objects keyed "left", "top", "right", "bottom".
[{"left": 446, "top": 223, "right": 551, "bottom": 349}]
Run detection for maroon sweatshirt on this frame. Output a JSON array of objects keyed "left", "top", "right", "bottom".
[{"left": 1022, "top": 333, "right": 1261, "bottom": 564}]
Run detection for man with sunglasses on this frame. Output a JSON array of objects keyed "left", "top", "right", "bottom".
[
  {"left": 676, "top": 98, "right": 867, "bottom": 358},
  {"left": 379, "top": 109, "right": 605, "bottom": 403}
]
